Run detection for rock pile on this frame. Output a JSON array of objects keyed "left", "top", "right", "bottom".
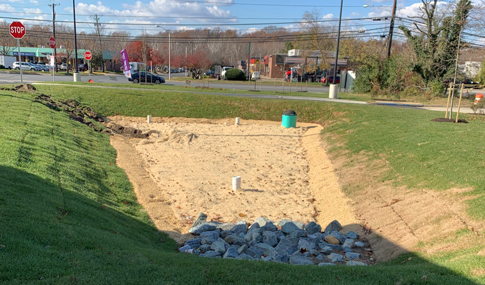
[{"left": 178, "top": 214, "right": 374, "bottom": 266}]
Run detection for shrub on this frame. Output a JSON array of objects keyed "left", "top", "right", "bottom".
[
  {"left": 0, "top": 65, "right": 5, "bottom": 69},
  {"left": 225, "top": 69, "right": 246, "bottom": 81}
]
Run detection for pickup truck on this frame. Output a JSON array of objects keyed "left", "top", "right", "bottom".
[{"left": 221, "top": 66, "right": 234, "bottom": 80}]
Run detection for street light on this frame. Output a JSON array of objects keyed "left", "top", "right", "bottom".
[
  {"left": 364, "top": 1, "right": 398, "bottom": 58},
  {"left": 156, "top": 25, "right": 171, "bottom": 80},
  {"left": 333, "top": 0, "right": 343, "bottom": 85},
  {"left": 72, "top": 0, "right": 79, "bottom": 81}
]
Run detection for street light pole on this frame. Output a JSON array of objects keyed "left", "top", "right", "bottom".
[
  {"left": 72, "top": 0, "right": 79, "bottom": 81},
  {"left": 387, "top": 0, "right": 397, "bottom": 58},
  {"left": 333, "top": 0, "right": 343, "bottom": 84},
  {"left": 169, "top": 32, "right": 171, "bottom": 80}
]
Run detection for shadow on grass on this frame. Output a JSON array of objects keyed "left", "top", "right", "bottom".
[{"left": 0, "top": 165, "right": 478, "bottom": 284}]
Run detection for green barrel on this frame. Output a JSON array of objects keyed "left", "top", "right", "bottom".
[{"left": 282, "top": 109, "right": 297, "bottom": 128}]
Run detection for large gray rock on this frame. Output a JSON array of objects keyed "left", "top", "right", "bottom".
[
  {"left": 189, "top": 223, "right": 217, "bottom": 235},
  {"left": 221, "top": 231, "right": 233, "bottom": 239},
  {"left": 289, "top": 230, "right": 307, "bottom": 239},
  {"left": 223, "top": 247, "right": 239, "bottom": 259},
  {"left": 289, "top": 255, "right": 314, "bottom": 265},
  {"left": 201, "top": 237, "right": 217, "bottom": 245},
  {"left": 345, "top": 252, "right": 361, "bottom": 260},
  {"left": 347, "top": 260, "right": 367, "bottom": 266},
  {"left": 225, "top": 234, "right": 247, "bottom": 246},
  {"left": 217, "top": 223, "right": 235, "bottom": 231},
  {"left": 179, "top": 245, "right": 192, "bottom": 253},
  {"left": 236, "top": 253, "right": 254, "bottom": 260},
  {"left": 200, "top": 251, "right": 222, "bottom": 258},
  {"left": 345, "top": 231, "right": 359, "bottom": 239},
  {"left": 262, "top": 231, "right": 278, "bottom": 247},
  {"left": 210, "top": 238, "right": 229, "bottom": 254},
  {"left": 320, "top": 246, "right": 334, "bottom": 254},
  {"left": 246, "top": 246, "right": 264, "bottom": 259},
  {"left": 185, "top": 238, "right": 201, "bottom": 249},
  {"left": 200, "top": 230, "right": 220, "bottom": 240},
  {"left": 261, "top": 222, "right": 278, "bottom": 232},
  {"left": 254, "top": 217, "right": 273, "bottom": 227},
  {"left": 355, "top": 241, "right": 365, "bottom": 248},
  {"left": 272, "top": 253, "right": 289, "bottom": 263},
  {"left": 330, "top": 231, "right": 347, "bottom": 244},
  {"left": 342, "top": 239, "right": 355, "bottom": 249},
  {"left": 254, "top": 243, "right": 275, "bottom": 257},
  {"left": 244, "top": 232, "right": 262, "bottom": 243},
  {"left": 281, "top": 222, "right": 300, "bottom": 234},
  {"left": 230, "top": 224, "right": 248, "bottom": 235},
  {"left": 324, "top": 220, "right": 342, "bottom": 235},
  {"left": 274, "top": 237, "right": 299, "bottom": 256},
  {"left": 238, "top": 244, "right": 248, "bottom": 255},
  {"left": 318, "top": 262, "right": 336, "bottom": 266},
  {"left": 328, "top": 253, "right": 344, "bottom": 262},
  {"left": 278, "top": 219, "right": 304, "bottom": 229},
  {"left": 305, "top": 221, "right": 322, "bottom": 235},
  {"left": 275, "top": 231, "right": 285, "bottom": 241},
  {"left": 199, "top": 244, "right": 211, "bottom": 253},
  {"left": 298, "top": 238, "right": 318, "bottom": 251},
  {"left": 192, "top": 213, "right": 207, "bottom": 228},
  {"left": 236, "top": 220, "right": 247, "bottom": 225}
]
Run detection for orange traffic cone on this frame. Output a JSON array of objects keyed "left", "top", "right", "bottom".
[{"left": 89, "top": 79, "right": 93, "bottom": 83}]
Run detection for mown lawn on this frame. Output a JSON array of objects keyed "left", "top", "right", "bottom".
[{"left": 1, "top": 85, "right": 484, "bottom": 284}]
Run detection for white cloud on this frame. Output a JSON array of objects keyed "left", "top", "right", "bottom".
[
  {"left": 29, "top": 0, "right": 38, "bottom": 4},
  {"left": 0, "top": 4, "right": 15, "bottom": 13},
  {"left": 351, "top": 12, "right": 361, "bottom": 17},
  {"left": 23, "top": 8, "right": 42, "bottom": 14},
  {"left": 367, "top": 1, "right": 451, "bottom": 19},
  {"left": 322, "top": 13, "right": 334, "bottom": 19},
  {"left": 204, "top": 0, "right": 234, "bottom": 5},
  {"left": 8, "top": 0, "right": 23, "bottom": 3},
  {"left": 246, "top": 27, "right": 260, "bottom": 33}
]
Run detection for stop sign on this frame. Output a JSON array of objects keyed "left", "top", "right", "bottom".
[
  {"left": 84, "top": 51, "right": 92, "bottom": 60},
  {"left": 49, "top": 37, "right": 56, "bottom": 49},
  {"left": 9, "top": 21, "right": 26, "bottom": 39}
]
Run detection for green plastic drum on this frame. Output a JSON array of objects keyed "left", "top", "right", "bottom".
[{"left": 282, "top": 109, "right": 297, "bottom": 128}]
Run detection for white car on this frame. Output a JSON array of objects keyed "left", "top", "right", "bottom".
[
  {"left": 251, "top": 71, "right": 261, "bottom": 80},
  {"left": 13, "top": 62, "right": 36, "bottom": 71},
  {"left": 221, "top": 66, "right": 233, "bottom": 80}
]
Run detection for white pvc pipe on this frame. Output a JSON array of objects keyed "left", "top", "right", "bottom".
[
  {"left": 147, "top": 115, "right": 152, "bottom": 123},
  {"left": 235, "top": 117, "right": 240, "bottom": 125},
  {"left": 232, "top": 176, "right": 241, "bottom": 190}
]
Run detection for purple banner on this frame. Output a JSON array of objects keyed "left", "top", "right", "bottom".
[{"left": 120, "top": 49, "right": 131, "bottom": 79}]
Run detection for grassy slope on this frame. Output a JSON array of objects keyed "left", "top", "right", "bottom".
[{"left": 0, "top": 86, "right": 482, "bottom": 284}]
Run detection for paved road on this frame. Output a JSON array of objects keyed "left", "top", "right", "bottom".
[{"left": 0, "top": 72, "right": 330, "bottom": 93}]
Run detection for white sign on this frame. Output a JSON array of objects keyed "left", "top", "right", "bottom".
[{"left": 50, "top": 55, "right": 55, "bottom": 67}]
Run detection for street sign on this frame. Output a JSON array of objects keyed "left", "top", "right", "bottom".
[
  {"left": 9, "top": 21, "right": 26, "bottom": 39},
  {"left": 49, "top": 37, "right": 56, "bottom": 49},
  {"left": 84, "top": 51, "right": 92, "bottom": 61}
]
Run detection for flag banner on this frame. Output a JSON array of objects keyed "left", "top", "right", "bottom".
[{"left": 120, "top": 49, "right": 131, "bottom": 79}]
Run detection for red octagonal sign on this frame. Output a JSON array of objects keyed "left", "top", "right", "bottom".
[
  {"left": 49, "top": 37, "right": 56, "bottom": 49},
  {"left": 9, "top": 21, "right": 26, "bottom": 39},
  {"left": 84, "top": 51, "right": 92, "bottom": 61}
]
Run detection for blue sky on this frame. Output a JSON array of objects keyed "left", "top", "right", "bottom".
[{"left": 0, "top": 0, "right": 443, "bottom": 36}]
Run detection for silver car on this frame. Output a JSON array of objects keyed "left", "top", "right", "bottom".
[{"left": 13, "top": 62, "right": 36, "bottom": 71}]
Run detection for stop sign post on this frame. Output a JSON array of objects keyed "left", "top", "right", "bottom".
[
  {"left": 49, "top": 37, "right": 56, "bottom": 82},
  {"left": 84, "top": 51, "right": 92, "bottom": 77},
  {"left": 10, "top": 21, "right": 26, "bottom": 83}
]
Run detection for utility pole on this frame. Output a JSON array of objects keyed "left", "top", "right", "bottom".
[
  {"left": 91, "top": 14, "right": 104, "bottom": 72},
  {"left": 48, "top": 2, "right": 60, "bottom": 72},
  {"left": 387, "top": 0, "right": 397, "bottom": 58},
  {"left": 247, "top": 42, "right": 251, "bottom": 81}
]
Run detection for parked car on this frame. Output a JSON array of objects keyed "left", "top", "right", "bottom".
[
  {"left": 251, "top": 71, "right": 261, "bottom": 80},
  {"left": 35, "top": 64, "right": 50, "bottom": 72},
  {"left": 321, "top": 75, "right": 340, "bottom": 84},
  {"left": 205, "top": 70, "right": 215, "bottom": 78},
  {"left": 13, "top": 62, "right": 37, "bottom": 71},
  {"left": 77, "top": 64, "right": 88, "bottom": 72},
  {"left": 128, "top": 72, "right": 165, "bottom": 84},
  {"left": 58, "top": 62, "right": 69, "bottom": 71}
]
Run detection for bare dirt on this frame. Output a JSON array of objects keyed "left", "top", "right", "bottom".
[
  {"left": 108, "top": 116, "right": 360, "bottom": 244},
  {"left": 108, "top": 115, "right": 485, "bottom": 262}
]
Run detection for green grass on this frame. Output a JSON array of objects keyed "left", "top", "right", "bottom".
[
  {"left": 41, "top": 81, "right": 366, "bottom": 102},
  {"left": 1, "top": 85, "right": 484, "bottom": 284}
]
